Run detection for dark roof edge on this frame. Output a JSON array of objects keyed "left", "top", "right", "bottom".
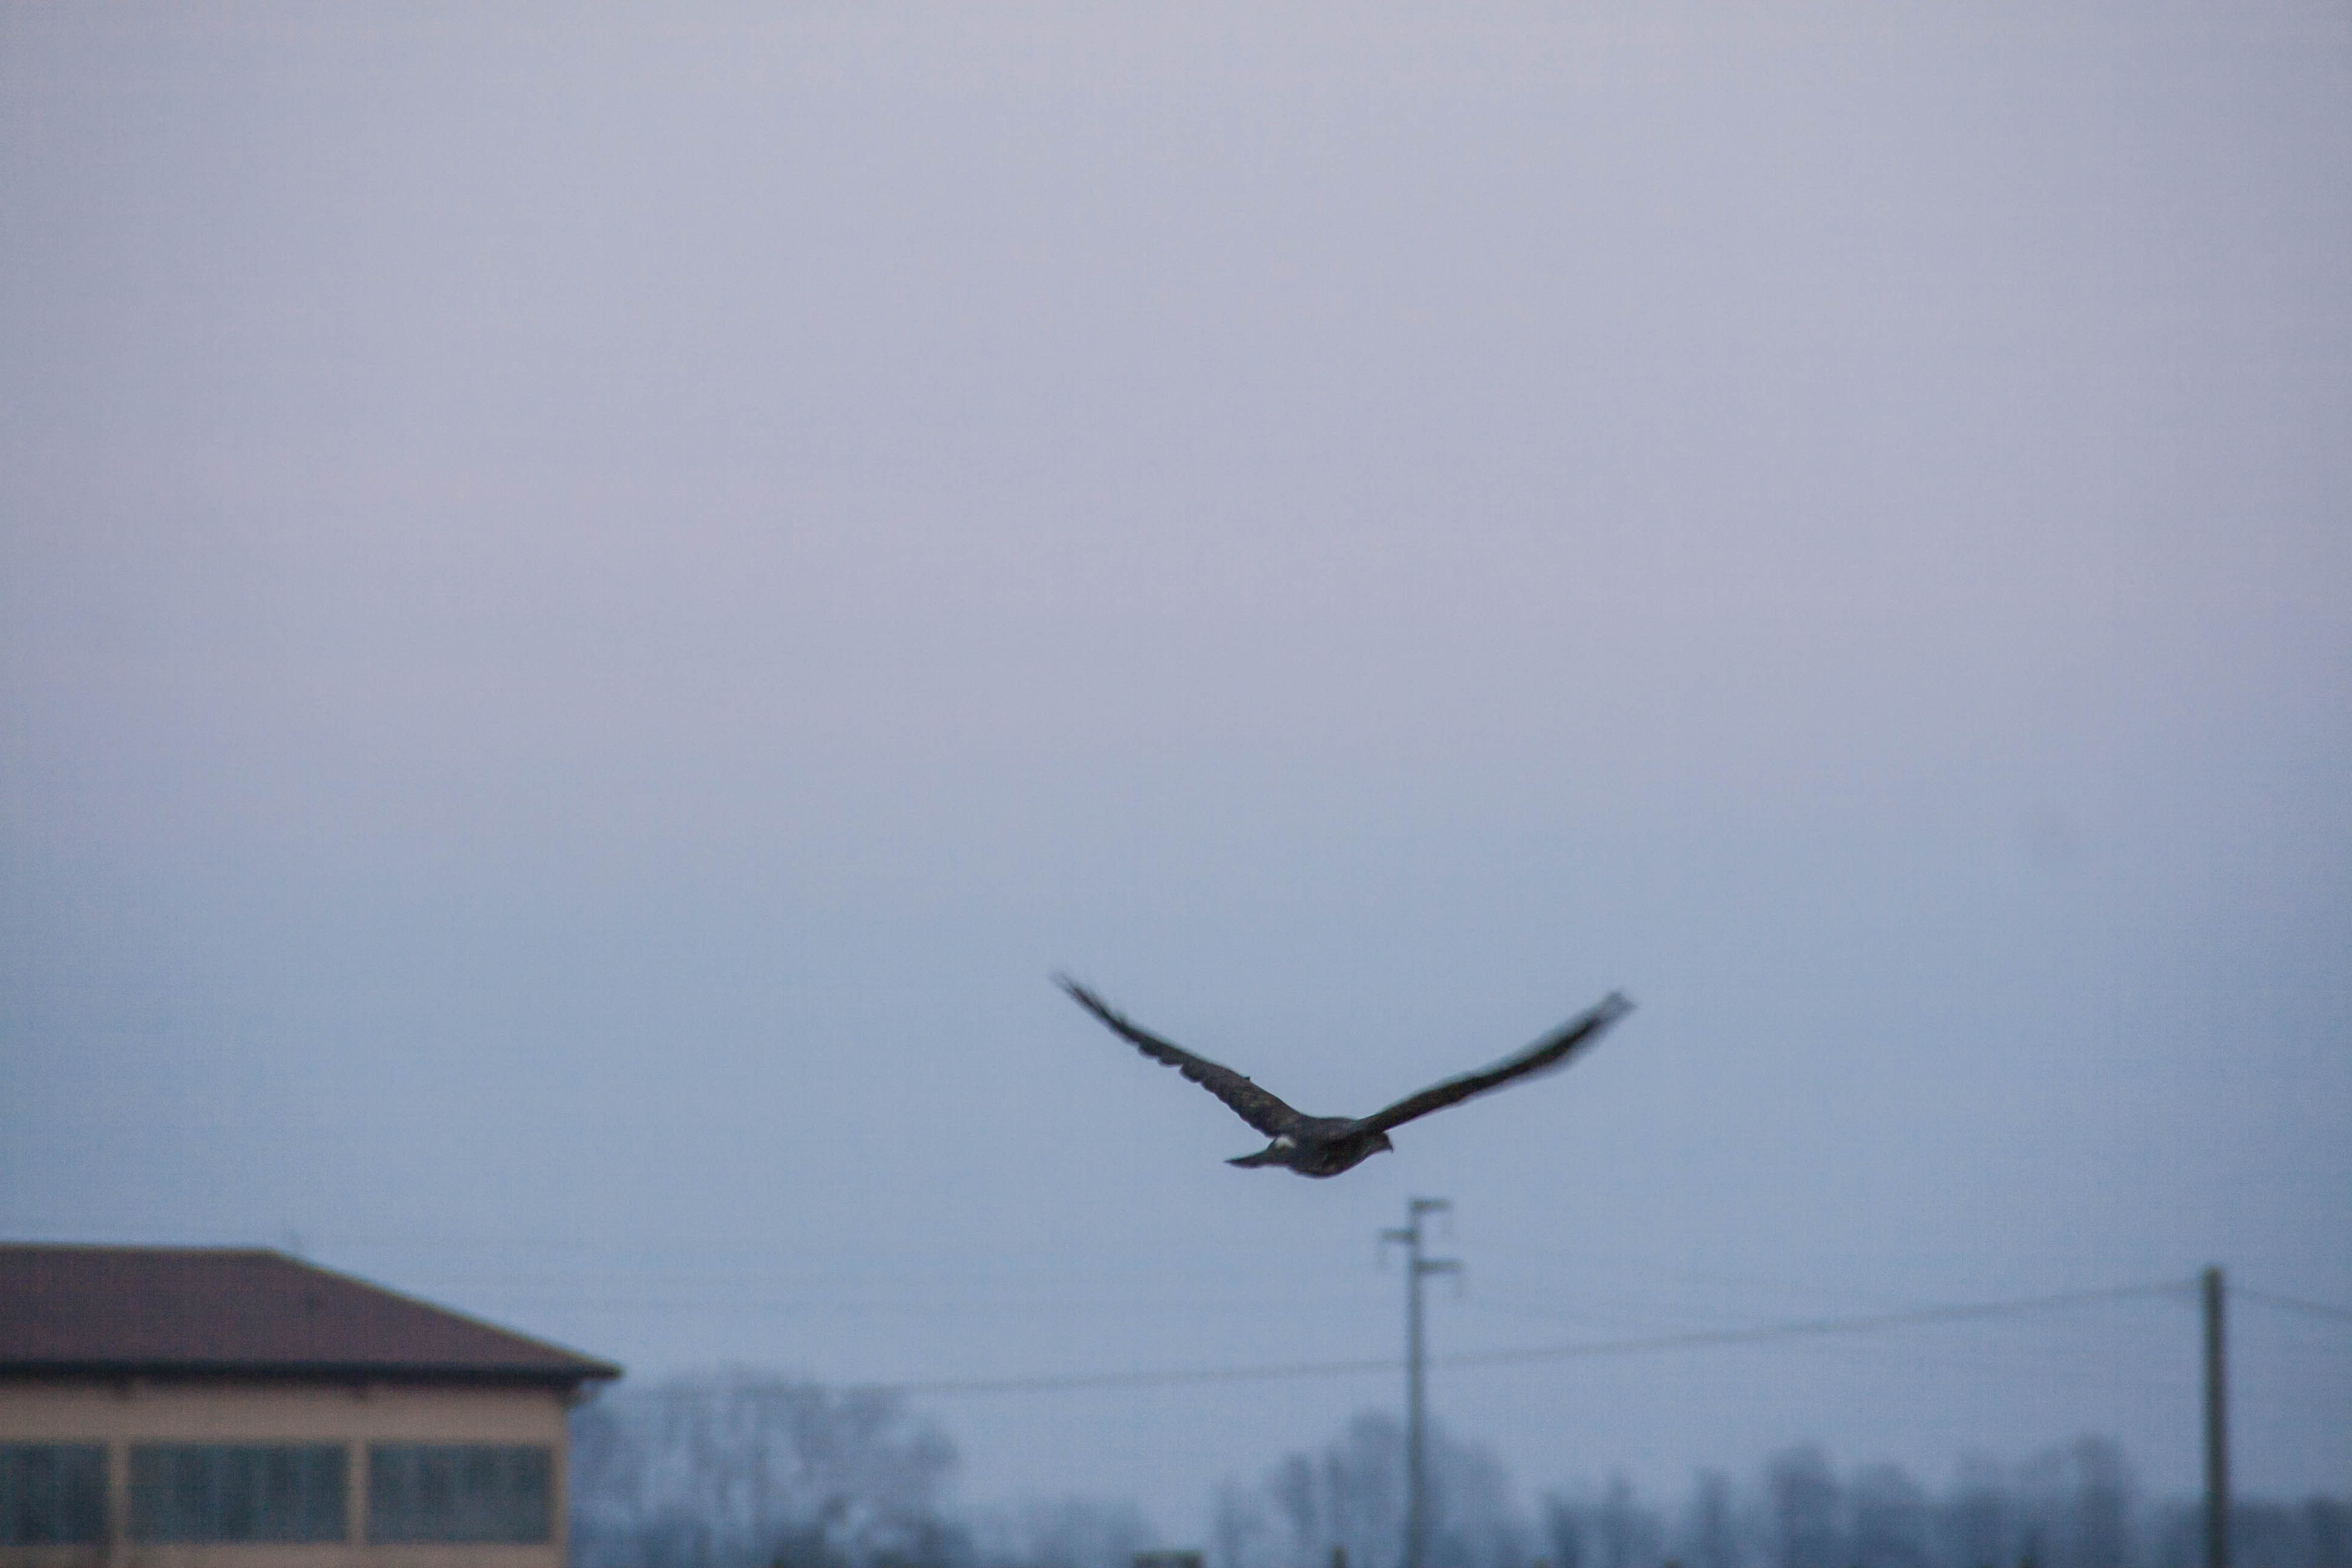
[
  {"left": 0, "top": 1360, "right": 621, "bottom": 1386},
  {"left": 254, "top": 1249, "right": 622, "bottom": 1378},
  {"left": 0, "top": 1244, "right": 623, "bottom": 1383},
  {"left": 1, "top": 1243, "right": 281, "bottom": 1256}
]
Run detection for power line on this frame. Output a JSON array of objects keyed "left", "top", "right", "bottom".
[
  {"left": 2235, "top": 1287, "right": 2352, "bottom": 1324},
  {"left": 785, "top": 1279, "right": 2195, "bottom": 1399},
  {"left": 659, "top": 1354, "right": 1401, "bottom": 1399},
  {"left": 1431, "top": 1280, "right": 2193, "bottom": 1371}
]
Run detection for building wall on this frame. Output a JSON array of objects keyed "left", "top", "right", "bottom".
[{"left": 0, "top": 1380, "right": 571, "bottom": 1568}]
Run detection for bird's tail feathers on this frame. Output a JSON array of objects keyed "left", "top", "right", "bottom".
[{"left": 1226, "top": 1146, "right": 1288, "bottom": 1168}]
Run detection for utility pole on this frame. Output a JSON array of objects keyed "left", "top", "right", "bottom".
[
  {"left": 2203, "top": 1265, "right": 2229, "bottom": 1568},
  {"left": 1383, "top": 1198, "right": 1459, "bottom": 1568}
]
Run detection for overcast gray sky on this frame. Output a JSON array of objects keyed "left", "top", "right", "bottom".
[{"left": 4, "top": 0, "right": 2348, "bottom": 1538}]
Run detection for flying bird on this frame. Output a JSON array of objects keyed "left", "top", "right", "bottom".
[{"left": 1055, "top": 976, "right": 1633, "bottom": 1177}]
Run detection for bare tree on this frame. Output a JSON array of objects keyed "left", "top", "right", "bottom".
[
  {"left": 1236, "top": 1410, "right": 1517, "bottom": 1568},
  {"left": 1852, "top": 1464, "right": 1930, "bottom": 1568},
  {"left": 1679, "top": 1471, "right": 1740, "bottom": 1568},
  {"left": 1543, "top": 1492, "right": 1592, "bottom": 1568},
  {"left": 570, "top": 1373, "right": 961, "bottom": 1568},
  {"left": 1428, "top": 1438, "right": 1526, "bottom": 1568},
  {"left": 1214, "top": 1481, "right": 1278, "bottom": 1568},
  {"left": 2018, "top": 1438, "right": 2134, "bottom": 1568},
  {"left": 1765, "top": 1445, "right": 1843, "bottom": 1568},
  {"left": 1325, "top": 1414, "right": 1406, "bottom": 1568},
  {"left": 2302, "top": 1499, "right": 2348, "bottom": 1568},
  {"left": 2066, "top": 1440, "right": 2133, "bottom": 1568},
  {"left": 1941, "top": 1456, "right": 2010, "bottom": 1568},
  {"left": 976, "top": 1497, "right": 1154, "bottom": 1568},
  {"left": 1532, "top": 1432, "right": 2347, "bottom": 1568},
  {"left": 1274, "top": 1452, "right": 1326, "bottom": 1568},
  {"left": 1592, "top": 1477, "right": 1661, "bottom": 1568}
]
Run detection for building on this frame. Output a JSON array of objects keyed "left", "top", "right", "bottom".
[{"left": 0, "top": 1245, "right": 619, "bottom": 1568}]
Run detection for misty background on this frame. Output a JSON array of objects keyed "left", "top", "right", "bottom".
[
  {"left": 564, "top": 1375, "right": 2347, "bottom": 1568},
  {"left": 2, "top": 1, "right": 2347, "bottom": 1552}
]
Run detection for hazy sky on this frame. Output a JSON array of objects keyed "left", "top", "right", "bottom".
[{"left": 4, "top": 1, "right": 2348, "bottom": 1539}]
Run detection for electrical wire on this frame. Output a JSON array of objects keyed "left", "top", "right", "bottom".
[
  {"left": 2235, "top": 1288, "right": 2352, "bottom": 1324},
  {"left": 734, "top": 1279, "right": 2204, "bottom": 1399}
]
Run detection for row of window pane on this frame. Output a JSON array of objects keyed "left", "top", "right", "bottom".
[
  {"left": 1, "top": 1445, "right": 106, "bottom": 1545},
  {"left": 0, "top": 1444, "right": 550, "bottom": 1544},
  {"left": 131, "top": 1445, "right": 348, "bottom": 1543},
  {"left": 368, "top": 1446, "right": 550, "bottom": 1544}
]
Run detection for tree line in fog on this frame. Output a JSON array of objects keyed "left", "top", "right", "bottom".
[
  {"left": 568, "top": 1374, "right": 2346, "bottom": 1568},
  {"left": 568, "top": 1374, "right": 1149, "bottom": 1568}
]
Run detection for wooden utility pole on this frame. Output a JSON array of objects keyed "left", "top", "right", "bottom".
[
  {"left": 2203, "top": 1266, "right": 2229, "bottom": 1568},
  {"left": 1383, "top": 1198, "right": 1459, "bottom": 1568}
]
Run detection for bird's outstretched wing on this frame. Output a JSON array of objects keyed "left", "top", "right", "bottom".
[
  {"left": 1057, "top": 976, "right": 1307, "bottom": 1138},
  {"left": 1358, "top": 991, "right": 1633, "bottom": 1135}
]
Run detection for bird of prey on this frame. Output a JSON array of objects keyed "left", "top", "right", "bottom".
[{"left": 1055, "top": 976, "right": 1633, "bottom": 1177}]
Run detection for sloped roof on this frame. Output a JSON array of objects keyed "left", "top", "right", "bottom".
[{"left": 0, "top": 1245, "right": 619, "bottom": 1387}]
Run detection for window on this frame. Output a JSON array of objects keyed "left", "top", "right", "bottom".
[
  {"left": 0, "top": 1445, "right": 106, "bottom": 1545},
  {"left": 129, "top": 1446, "right": 347, "bottom": 1543},
  {"left": 367, "top": 1446, "right": 550, "bottom": 1544}
]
